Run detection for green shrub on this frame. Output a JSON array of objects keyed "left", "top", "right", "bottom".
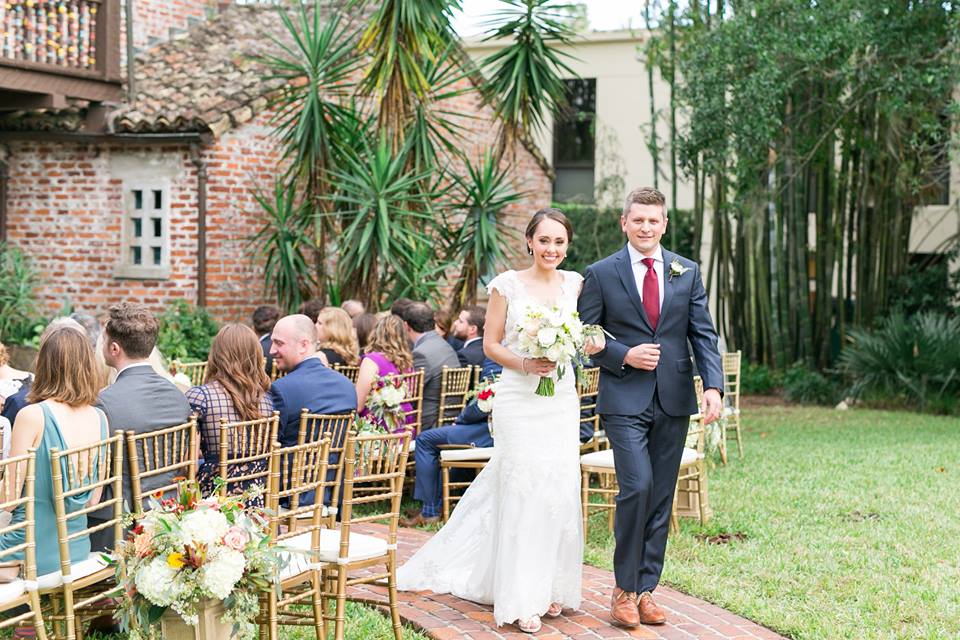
[
  {"left": 741, "top": 362, "right": 782, "bottom": 395},
  {"left": 782, "top": 361, "right": 840, "bottom": 406},
  {"left": 838, "top": 312, "right": 960, "bottom": 414},
  {"left": 156, "top": 300, "right": 220, "bottom": 362},
  {"left": 0, "top": 244, "right": 43, "bottom": 345}
]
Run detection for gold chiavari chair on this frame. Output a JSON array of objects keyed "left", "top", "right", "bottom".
[
  {"left": 217, "top": 412, "right": 279, "bottom": 500},
  {"left": 577, "top": 367, "right": 604, "bottom": 454},
  {"left": 384, "top": 369, "right": 424, "bottom": 435},
  {"left": 319, "top": 431, "right": 411, "bottom": 640},
  {"left": 332, "top": 364, "right": 360, "bottom": 384},
  {"left": 0, "top": 450, "right": 47, "bottom": 639},
  {"left": 125, "top": 418, "right": 198, "bottom": 514},
  {"left": 261, "top": 437, "right": 331, "bottom": 639},
  {"left": 722, "top": 351, "right": 743, "bottom": 460},
  {"left": 172, "top": 360, "right": 207, "bottom": 386},
  {"left": 440, "top": 444, "right": 493, "bottom": 521},
  {"left": 43, "top": 432, "right": 124, "bottom": 640},
  {"left": 579, "top": 445, "right": 618, "bottom": 539},
  {"left": 437, "top": 366, "right": 474, "bottom": 427},
  {"left": 297, "top": 410, "right": 355, "bottom": 526},
  {"left": 270, "top": 359, "right": 287, "bottom": 382},
  {"left": 671, "top": 376, "right": 711, "bottom": 531}
]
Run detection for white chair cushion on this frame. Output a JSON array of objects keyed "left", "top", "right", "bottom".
[
  {"left": 0, "top": 579, "right": 25, "bottom": 604},
  {"left": 38, "top": 554, "right": 110, "bottom": 590},
  {"left": 580, "top": 449, "right": 615, "bottom": 468},
  {"left": 318, "top": 528, "right": 388, "bottom": 564},
  {"left": 408, "top": 440, "right": 415, "bottom": 452},
  {"left": 680, "top": 447, "right": 702, "bottom": 466},
  {"left": 440, "top": 447, "right": 494, "bottom": 462},
  {"left": 277, "top": 531, "right": 314, "bottom": 579}
]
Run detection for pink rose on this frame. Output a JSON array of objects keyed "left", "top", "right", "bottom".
[{"left": 222, "top": 526, "right": 249, "bottom": 551}]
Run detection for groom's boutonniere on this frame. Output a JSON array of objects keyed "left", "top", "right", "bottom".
[{"left": 668, "top": 258, "right": 691, "bottom": 282}]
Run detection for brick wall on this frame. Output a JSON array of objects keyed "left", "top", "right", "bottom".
[{"left": 126, "top": 0, "right": 213, "bottom": 53}]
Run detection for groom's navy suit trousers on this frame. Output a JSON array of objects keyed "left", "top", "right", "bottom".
[{"left": 578, "top": 244, "right": 723, "bottom": 594}]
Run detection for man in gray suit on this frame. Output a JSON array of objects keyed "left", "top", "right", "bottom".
[
  {"left": 90, "top": 302, "right": 190, "bottom": 552},
  {"left": 405, "top": 303, "right": 459, "bottom": 431},
  {"left": 579, "top": 187, "right": 723, "bottom": 629}
]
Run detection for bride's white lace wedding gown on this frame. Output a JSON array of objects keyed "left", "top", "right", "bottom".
[{"left": 397, "top": 269, "right": 584, "bottom": 626}]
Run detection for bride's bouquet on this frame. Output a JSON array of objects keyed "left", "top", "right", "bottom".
[{"left": 516, "top": 306, "right": 604, "bottom": 396}]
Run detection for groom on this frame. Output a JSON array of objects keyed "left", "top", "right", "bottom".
[{"left": 579, "top": 187, "right": 723, "bottom": 628}]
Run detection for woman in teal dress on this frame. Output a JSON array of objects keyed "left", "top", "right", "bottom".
[{"left": 0, "top": 323, "right": 109, "bottom": 581}]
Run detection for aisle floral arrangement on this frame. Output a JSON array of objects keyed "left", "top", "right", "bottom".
[
  {"left": 112, "top": 479, "right": 284, "bottom": 639},
  {"left": 356, "top": 375, "right": 408, "bottom": 434}
]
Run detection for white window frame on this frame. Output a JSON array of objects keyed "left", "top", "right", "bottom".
[{"left": 114, "top": 179, "right": 171, "bottom": 280}]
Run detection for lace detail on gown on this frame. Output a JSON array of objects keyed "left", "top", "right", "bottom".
[{"left": 397, "top": 270, "right": 584, "bottom": 626}]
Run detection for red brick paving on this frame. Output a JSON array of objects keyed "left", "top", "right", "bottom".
[{"left": 349, "top": 524, "right": 786, "bottom": 640}]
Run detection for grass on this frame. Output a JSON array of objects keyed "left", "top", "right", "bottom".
[{"left": 583, "top": 404, "right": 960, "bottom": 640}]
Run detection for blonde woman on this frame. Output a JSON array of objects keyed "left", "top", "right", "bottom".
[
  {"left": 316, "top": 307, "right": 360, "bottom": 366},
  {"left": 355, "top": 314, "right": 414, "bottom": 432}
]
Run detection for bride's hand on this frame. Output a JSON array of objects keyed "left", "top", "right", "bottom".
[
  {"left": 525, "top": 358, "right": 557, "bottom": 376},
  {"left": 584, "top": 334, "right": 605, "bottom": 355}
]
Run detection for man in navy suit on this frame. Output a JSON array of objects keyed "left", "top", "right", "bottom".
[
  {"left": 268, "top": 314, "right": 356, "bottom": 447},
  {"left": 400, "top": 357, "right": 501, "bottom": 526},
  {"left": 579, "top": 187, "right": 723, "bottom": 628},
  {"left": 452, "top": 305, "right": 486, "bottom": 368}
]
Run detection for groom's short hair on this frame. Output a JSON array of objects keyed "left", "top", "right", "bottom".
[{"left": 624, "top": 187, "right": 667, "bottom": 217}]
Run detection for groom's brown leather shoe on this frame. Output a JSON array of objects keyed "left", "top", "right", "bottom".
[
  {"left": 638, "top": 592, "right": 667, "bottom": 625},
  {"left": 399, "top": 511, "right": 440, "bottom": 527},
  {"left": 610, "top": 588, "right": 640, "bottom": 628}
]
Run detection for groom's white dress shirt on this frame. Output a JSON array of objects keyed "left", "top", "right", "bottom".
[{"left": 627, "top": 243, "right": 665, "bottom": 311}]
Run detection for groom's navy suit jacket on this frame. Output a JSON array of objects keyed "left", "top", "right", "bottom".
[{"left": 578, "top": 244, "right": 723, "bottom": 417}]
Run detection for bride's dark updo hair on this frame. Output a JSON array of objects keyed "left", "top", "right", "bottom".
[{"left": 525, "top": 207, "right": 573, "bottom": 242}]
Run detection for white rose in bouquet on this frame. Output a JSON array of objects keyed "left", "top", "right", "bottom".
[{"left": 380, "top": 384, "right": 405, "bottom": 408}]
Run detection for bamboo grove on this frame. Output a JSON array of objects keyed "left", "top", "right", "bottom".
[{"left": 646, "top": 0, "right": 960, "bottom": 370}]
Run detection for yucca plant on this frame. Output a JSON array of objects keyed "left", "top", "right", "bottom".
[
  {"left": 448, "top": 150, "right": 524, "bottom": 308},
  {"left": 479, "top": 0, "right": 578, "bottom": 160},
  {"left": 257, "top": 2, "right": 360, "bottom": 298},
  {"left": 839, "top": 312, "right": 960, "bottom": 413},
  {"left": 330, "top": 136, "right": 448, "bottom": 309},
  {"left": 250, "top": 180, "right": 315, "bottom": 312}
]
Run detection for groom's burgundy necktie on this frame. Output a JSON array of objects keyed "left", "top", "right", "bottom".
[{"left": 641, "top": 257, "right": 660, "bottom": 330}]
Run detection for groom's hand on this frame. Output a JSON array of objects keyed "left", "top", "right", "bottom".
[
  {"left": 624, "top": 343, "right": 660, "bottom": 370},
  {"left": 702, "top": 388, "right": 722, "bottom": 424}
]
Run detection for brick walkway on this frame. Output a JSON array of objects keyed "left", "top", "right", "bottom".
[{"left": 350, "top": 524, "right": 786, "bottom": 640}]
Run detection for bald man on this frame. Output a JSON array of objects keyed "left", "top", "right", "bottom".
[{"left": 269, "top": 314, "right": 356, "bottom": 446}]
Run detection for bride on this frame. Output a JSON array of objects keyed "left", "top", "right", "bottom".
[{"left": 397, "top": 208, "right": 602, "bottom": 633}]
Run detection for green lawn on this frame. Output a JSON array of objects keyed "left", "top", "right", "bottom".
[{"left": 584, "top": 404, "right": 960, "bottom": 640}]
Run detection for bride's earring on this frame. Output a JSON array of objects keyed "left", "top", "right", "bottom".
[{"left": 527, "top": 245, "right": 533, "bottom": 256}]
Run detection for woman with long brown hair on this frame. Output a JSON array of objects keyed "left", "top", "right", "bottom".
[
  {"left": 355, "top": 314, "right": 414, "bottom": 431},
  {"left": 316, "top": 306, "right": 360, "bottom": 366},
  {"left": 185, "top": 323, "right": 273, "bottom": 502},
  {"left": 0, "top": 324, "right": 107, "bottom": 585}
]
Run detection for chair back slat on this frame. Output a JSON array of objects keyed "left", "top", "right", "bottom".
[
  {"left": 269, "top": 359, "right": 287, "bottom": 382},
  {"left": 333, "top": 364, "right": 360, "bottom": 383},
  {"left": 0, "top": 451, "right": 37, "bottom": 566},
  {"left": 217, "top": 412, "right": 278, "bottom": 499},
  {"left": 577, "top": 366, "right": 601, "bottom": 446},
  {"left": 267, "top": 438, "right": 331, "bottom": 543},
  {"left": 50, "top": 433, "right": 125, "bottom": 566},
  {"left": 126, "top": 418, "right": 198, "bottom": 514},
  {"left": 173, "top": 360, "right": 207, "bottom": 386},
  {"left": 438, "top": 366, "right": 474, "bottom": 426},
  {"left": 383, "top": 370, "right": 424, "bottom": 434},
  {"left": 337, "top": 431, "right": 411, "bottom": 559},
  {"left": 722, "top": 351, "right": 742, "bottom": 409}
]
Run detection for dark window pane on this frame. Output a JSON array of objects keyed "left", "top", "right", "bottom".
[
  {"left": 131, "top": 246, "right": 141, "bottom": 265},
  {"left": 152, "top": 218, "right": 162, "bottom": 237},
  {"left": 553, "top": 167, "right": 595, "bottom": 203},
  {"left": 133, "top": 218, "right": 142, "bottom": 238},
  {"left": 153, "top": 190, "right": 163, "bottom": 209},
  {"left": 152, "top": 247, "right": 162, "bottom": 265},
  {"left": 133, "top": 190, "right": 143, "bottom": 210},
  {"left": 554, "top": 79, "right": 596, "bottom": 168}
]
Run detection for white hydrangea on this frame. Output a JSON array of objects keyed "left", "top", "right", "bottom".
[
  {"left": 379, "top": 384, "right": 405, "bottom": 408},
  {"left": 200, "top": 549, "right": 247, "bottom": 600},
  {"left": 179, "top": 508, "right": 229, "bottom": 548},
  {"left": 135, "top": 557, "right": 183, "bottom": 606}
]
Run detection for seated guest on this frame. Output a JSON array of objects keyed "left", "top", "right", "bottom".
[
  {"left": 316, "top": 307, "right": 360, "bottom": 367},
  {"left": 297, "top": 299, "right": 325, "bottom": 324},
  {"left": 253, "top": 304, "right": 281, "bottom": 375},
  {"left": 356, "top": 315, "right": 415, "bottom": 432},
  {"left": 406, "top": 303, "right": 459, "bottom": 431},
  {"left": 434, "top": 308, "right": 463, "bottom": 352},
  {"left": 353, "top": 312, "right": 376, "bottom": 353},
  {"left": 390, "top": 297, "right": 414, "bottom": 322},
  {"left": 401, "top": 358, "right": 502, "bottom": 526},
  {"left": 341, "top": 299, "right": 365, "bottom": 319},
  {"left": 92, "top": 303, "right": 191, "bottom": 551},
  {"left": 269, "top": 315, "right": 356, "bottom": 446},
  {"left": 452, "top": 305, "right": 486, "bottom": 368},
  {"left": 186, "top": 324, "right": 273, "bottom": 505},
  {"left": 0, "top": 325, "right": 108, "bottom": 579}
]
